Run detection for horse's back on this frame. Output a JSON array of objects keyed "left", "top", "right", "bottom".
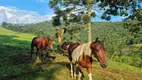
[
  {"left": 68, "top": 42, "right": 80, "bottom": 55},
  {"left": 71, "top": 42, "right": 92, "bottom": 63},
  {"left": 61, "top": 42, "right": 72, "bottom": 51},
  {"left": 31, "top": 37, "right": 48, "bottom": 49}
]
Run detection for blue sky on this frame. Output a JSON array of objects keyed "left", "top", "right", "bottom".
[
  {"left": 0, "top": 0, "right": 141, "bottom": 24},
  {"left": 0, "top": 0, "right": 53, "bottom": 15}
]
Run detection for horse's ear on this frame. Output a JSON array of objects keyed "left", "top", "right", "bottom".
[
  {"left": 95, "top": 37, "right": 99, "bottom": 42},
  {"left": 102, "top": 40, "right": 104, "bottom": 43},
  {"left": 90, "top": 42, "right": 95, "bottom": 49}
]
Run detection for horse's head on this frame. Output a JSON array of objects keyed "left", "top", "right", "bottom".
[
  {"left": 61, "top": 42, "right": 73, "bottom": 50},
  {"left": 91, "top": 38, "right": 107, "bottom": 68},
  {"left": 47, "top": 38, "right": 54, "bottom": 52}
]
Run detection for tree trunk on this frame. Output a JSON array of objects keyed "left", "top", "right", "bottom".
[
  {"left": 55, "top": 27, "right": 64, "bottom": 49},
  {"left": 87, "top": 1, "right": 91, "bottom": 42},
  {"left": 88, "top": 22, "right": 91, "bottom": 42}
]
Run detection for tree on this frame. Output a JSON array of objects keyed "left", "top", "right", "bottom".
[
  {"left": 49, "top": 0, "right": 142, "bottom": 42},
  {"left": 51, "top": 15, "right": 66, "bottom": 48},
  {"left": 123, "top": 6, "right": 142, "bottom": 43},
  {"left": 1, "top": 22, "right": 7, "bottom": 27}
]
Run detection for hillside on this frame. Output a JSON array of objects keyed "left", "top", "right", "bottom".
[{"left": 0, "top": 26, "right": 142, "bottom": 80}]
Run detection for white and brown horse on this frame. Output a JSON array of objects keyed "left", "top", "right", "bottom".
[{"left": 68, "top": 38, "right": 107, "bottom": 80}]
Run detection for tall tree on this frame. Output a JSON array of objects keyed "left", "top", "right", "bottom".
[
  {"left": 49, "top": 0, "right": 142, "bottom": 42},
  {"left": 51, "top": 15, "right": 66, "bottom": 49}
]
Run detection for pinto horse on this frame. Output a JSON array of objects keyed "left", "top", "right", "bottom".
[
  {"left": 68, "top": 38, "right": 107, "bottom": 80},
  {"left": 30, "top": 37, "right": 54, "bottom": 61}
]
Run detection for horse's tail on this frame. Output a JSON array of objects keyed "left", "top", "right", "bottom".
[{"left": 30, "top": 37, "right": 36, "bottom": 57}]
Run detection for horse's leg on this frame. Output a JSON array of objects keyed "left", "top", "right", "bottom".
[
  {"left": 35, "top": 48, "right": 41, "bottom": 63},
  {"left": 40, "top": 51, "right": 44, "bottom": 62},
  {"left": 36, "top": 48, "right": 39, "bottom": 57},
  {"left": 45, "top": 48, "right": 49, "bottom": 58},
  {"left": 37, "top": 49, "right": 44, "bottom": 62},
  {"left": 73, "top": 63, "right": 78, "bottom": 80},
  {"left": 69, "top": 56, "right": 74, "bottom": 78},
  {"left": 78, "top": 68, "right": 82, "bottom": 80},
  {"left": 31, "top": 44, "right": 34, "bottom": 58},
  {"left": 70, "top": 61, "right": 73, "bottom": 78},
  {"left": 87, "top": 67, "right": 92, "bottom": 80},
  {"left": 78, "top": 65, "right": 85, "bottom": 80}
]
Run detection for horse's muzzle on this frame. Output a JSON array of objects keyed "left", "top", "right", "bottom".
[{"left": 100, "top": 63, "right": 107, "bottom": 68}]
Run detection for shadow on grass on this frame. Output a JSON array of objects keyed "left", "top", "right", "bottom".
[
  {"left": 0, "top": 35, "right": 71, "bottom": 80},
  {"left": 0, "top": 35, "right": 43, "bottom": 80},
  {"left": 38, "top": 61, "right": 70, "bottom": 80}
]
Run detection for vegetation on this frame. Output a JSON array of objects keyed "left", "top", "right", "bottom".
[
  {"left": 0, "top": 0, "right": 141, "bottom": 80},
  {"left": 1, "top": 21, "right": 142, "bottom": 68},
  {"left": 1, "top": 5, "right": 142, "bottom": 77},
  {"left": 1, "top": 21, "right": 55, "bottom": 37},
  {"left": 49, "top": 0, "right": 142, "bottom": 42},
  {"left": 0, "top": 26, "right": 141, "bottom": 80}
]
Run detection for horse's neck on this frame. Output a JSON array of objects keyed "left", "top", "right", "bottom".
[
  {"left": 71, "top": 42, "right": 92, "bottom": 63},
  {"left": 83, "top": 42, "right": 92, "bottom": 56}
]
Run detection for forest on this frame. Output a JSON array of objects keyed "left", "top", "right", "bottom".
[{"left": 2, "top": 20, "right": 142, "bottom": 68}]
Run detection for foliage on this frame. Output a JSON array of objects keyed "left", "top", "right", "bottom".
[
  {"left": 113, "top": 44, "right": 142, "bottom": 68},
  {"left": 123, "top": 6, "right": 142, "bottom": 43},
  {"left": 49, "top": 0, "right": 142, "bottom": 22},
  {"left": 0, "top": 25, "right": 142, "bottom": 79},
  {"left": 124, "top": 20, "right": 142, "bottom": 44},
  {"left": 1, "top": 21, "right": 142, "bottom": 68},
  {"left": 49, "top": 0, "right": 142, "bottom": 42},
  {"left": 2, "top": 21, "right": 55, "bottom": 38}
]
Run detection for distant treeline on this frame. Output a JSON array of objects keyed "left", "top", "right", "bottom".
[
  {"left": 1, "top": 21, "right": 142, "bottom": 68},
  {"left": 1, "top": 21, "right": 55, "bottom": 37}
]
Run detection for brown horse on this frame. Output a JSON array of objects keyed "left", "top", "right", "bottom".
[
  {"left": 60, "top": 42, "right": 73, "bottom": 56},
  {"left": 68, "top": 38, "right": 107, "bottom": 80},
  {"left": 30, "top": 37, "right": 54, "bottom": 61}
]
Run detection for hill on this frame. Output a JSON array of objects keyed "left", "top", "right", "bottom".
[
  {"left": 2, "top": 21, "right": 142, "bottom": 68},
  {"left": 0, "top": 26, "right": 142, "bottom": 80}
]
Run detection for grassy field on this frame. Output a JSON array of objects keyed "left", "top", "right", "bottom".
[{"left": 0, "top": 26, "right": 142, "bottom": 80}]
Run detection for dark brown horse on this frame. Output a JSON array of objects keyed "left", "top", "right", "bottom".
[
  {"left": 60, "top": 42, "right": 73, "bottom": 56},
  {"left": 68, "top": 38, "right": 107, "bottom": 80},
  {"left": 30, "top": 37, "right": 54, "bottom": 61}
]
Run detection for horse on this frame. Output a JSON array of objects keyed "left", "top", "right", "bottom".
[
  {"left": 68, "top": 38, "right": 107, "bottom": 80},
  {"left": 60, "top": 41, "right": 74, "bottom": 56},
  {"left": 30, "top": 37, "right": 54, "bottom": 62}
]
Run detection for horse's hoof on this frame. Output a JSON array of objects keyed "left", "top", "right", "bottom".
[
  {"left": 70, "top": 74, "right": 73, "bottom": 78},
  {"left": 73, "top": 77, "right": 76, "bottom": 80}
]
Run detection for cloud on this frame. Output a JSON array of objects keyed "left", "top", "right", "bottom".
[
  {"left": 37, "top": 0, "right": 49, "bottom": 3},
  {"left": 0, "top": 6, "right": 53, "bottom": 24}
]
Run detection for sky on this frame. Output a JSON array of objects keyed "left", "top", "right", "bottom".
[
  {"left": 0, "top": 0, "right": 141, "bottom": 24},
  {"left": 0, "top": 0, "right": 53, "bottom": 15}
]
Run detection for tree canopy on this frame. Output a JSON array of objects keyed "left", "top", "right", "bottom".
[{"left": 49, "top": 0, "right": 142, "bottom": 24}]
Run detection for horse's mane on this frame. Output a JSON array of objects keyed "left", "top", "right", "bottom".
[{"left": 94, "top": 40, "right": 104, "bottom": 49}]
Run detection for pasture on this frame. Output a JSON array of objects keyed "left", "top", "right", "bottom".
[{"left": 0, "top": 26, "right": 142, "bottom": 80}]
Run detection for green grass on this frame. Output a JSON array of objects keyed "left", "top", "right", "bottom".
[{"left": 0, "top": 26, "right": 142, "bottom": 80}]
